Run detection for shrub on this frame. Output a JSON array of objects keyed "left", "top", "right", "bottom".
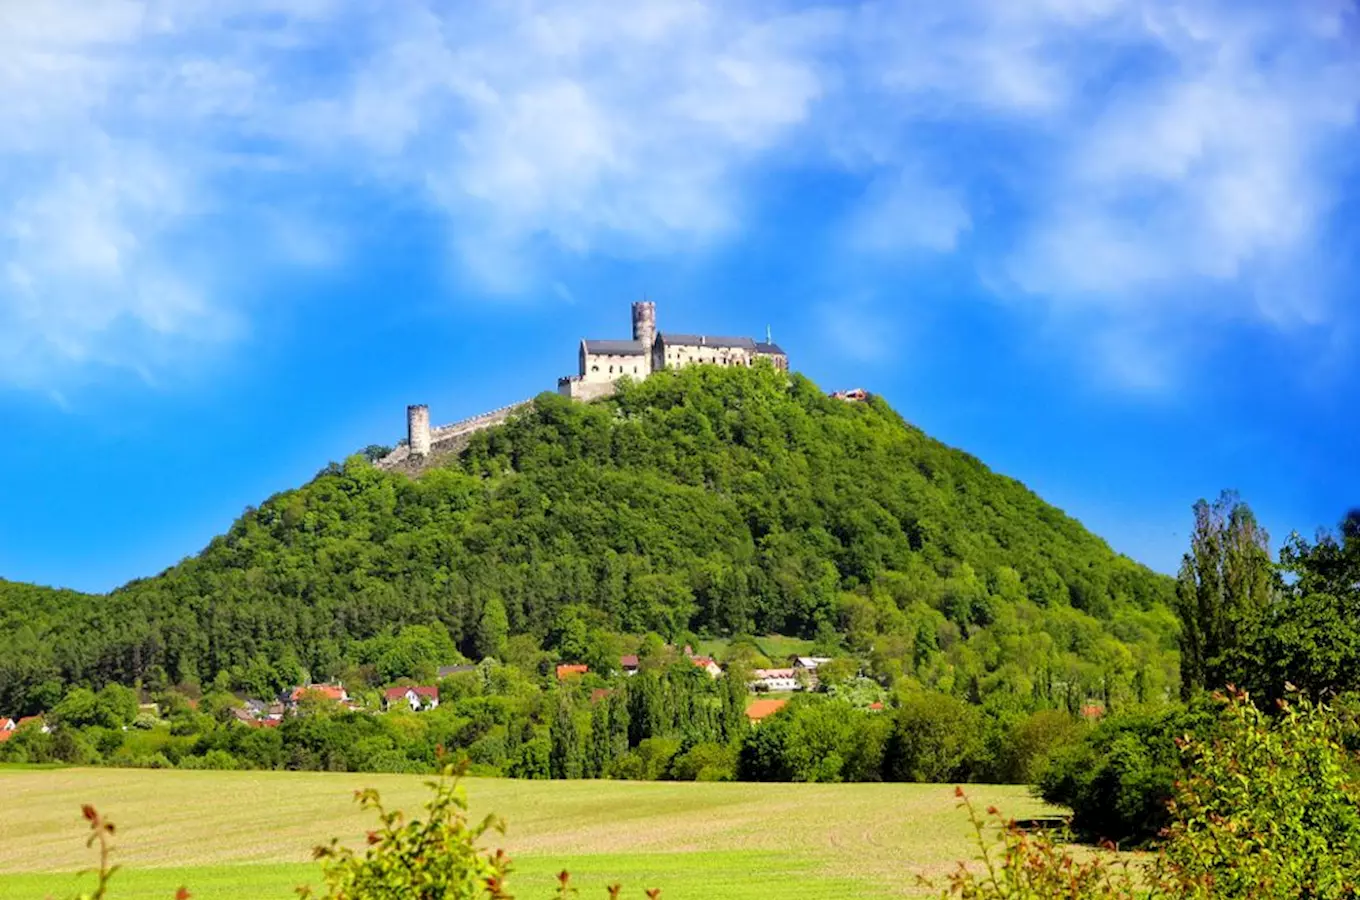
[{"left": 1036, "top": 704, "right": 1209, "bottom": 845}]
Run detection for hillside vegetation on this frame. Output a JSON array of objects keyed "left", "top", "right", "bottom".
[{"left": 0, "top": 365, "right": 1176, "bottom": 715}]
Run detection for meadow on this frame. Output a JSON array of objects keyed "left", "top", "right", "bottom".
[{"left": 0, "top": 767, "right": 1055, "bottom": 899}]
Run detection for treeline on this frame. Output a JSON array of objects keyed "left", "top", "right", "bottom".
[
  {"left": 0, "top": 648, "right": 1087, "bottom": 788},
  {"left": 0, "top": 364, "right": 1176, "bottom": 718}
]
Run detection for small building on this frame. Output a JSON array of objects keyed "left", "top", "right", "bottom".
[
  {"left": 556, "top": 664, "right": 589, "bottom": 681},
  {"left": 830, "top": 388, "right": 869, "bottom": 402},
  {"left": 690, "top": 656, "right": 722, "bottom": 678},
  {"left": 0, "top": 717, "right": 14, "bottom": 732},
  {"left": 745, "top": 698, "right": 788, "bottom": 723},
  {"left": 383, "top": 686, "right": 440, "bottom": 712},
  {"left": 750, "top": 668, "right": 800, "bottom": 692},
  {"left": 619, "top": 655, "right": 640, "bottom": 676}
]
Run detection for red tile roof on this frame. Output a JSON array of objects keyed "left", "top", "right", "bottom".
[
  {"left": 0, "top": 717, "right": 14, "bottom": 731},
  {"left": 868, "top": 702, "right": 885, "bottom": 711},
  {"left": 556, "top": 664, "right": 589, "bottom": 680},
  {"left": 0, "top": 730, "right": 11, "bottom": 743},
  {"left": 745, "top": 698, "right": 788, "bottom": 722},
  {"left": 619, "top": 655, "right": 640, "bottom": 668}
]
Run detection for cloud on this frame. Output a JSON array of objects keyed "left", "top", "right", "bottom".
[{"left": 0, "top": 0, "right": 1356, "bottom": 392}]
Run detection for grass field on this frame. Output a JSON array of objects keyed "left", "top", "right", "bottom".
[{"left": 0, "top": 768, "right": 1057, "bottom": 900}]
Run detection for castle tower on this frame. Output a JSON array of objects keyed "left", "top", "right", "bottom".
[
  {"left": 632, "top": 300, "right": 656, "bottom": 363},
  {"left": 407, "top": 404, "right": 431, "bottom": 456}
]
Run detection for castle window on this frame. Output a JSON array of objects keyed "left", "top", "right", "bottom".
[{"left": 591, "top": 365, "right": 599, "bottom": 373}]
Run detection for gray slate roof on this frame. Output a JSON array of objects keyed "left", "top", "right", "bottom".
[
  {"left": 582, "top": 339, "right": 647, "bottom": 355},
  {"left": 754, "top": 341, "right": 786, "bottom": 356},
  {"left": 660, "top": 333, "right": 757, "bottom": 349}
]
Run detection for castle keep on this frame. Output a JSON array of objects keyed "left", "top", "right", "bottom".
[
  {"left": 558, "top": 302, "right": 788, "bottom": 401},
  {"left": 382, "top": 302, "right": 786, "bottom": 470}
]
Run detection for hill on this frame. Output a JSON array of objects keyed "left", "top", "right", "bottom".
[{"left": 0, "top": 365, "right": 1177, "bottom": 714}]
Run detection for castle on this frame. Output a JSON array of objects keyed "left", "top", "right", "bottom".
[
  {"left": 384, "top": 302, "right": 786, "bottom": 469},
  {"left": 557, "top": 301, "right": 787, "bottom": 401}
]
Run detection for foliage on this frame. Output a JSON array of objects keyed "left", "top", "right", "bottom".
[
  {"left": 948, "top": 690, "right": 1360, "bottom": 900},
  {"left": 1036, "top": 703, "right": 1211, "bottom": 846},
  {"left": 300, "top": 762, "right": 513, "bottom": 900},
  {"left": 0, "top": 366, "right": 1175, "bottom": 719},
  {"left": 935, "top": 790, "right": 1139, "bottom": 900},
  {"left": 1174, "top": 490, "right": 1274, "bottom": 699},
  {"left": 1159, "top": 688, "right": 1360, "bottom": 899}
]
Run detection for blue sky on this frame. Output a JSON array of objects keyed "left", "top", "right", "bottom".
[{"left": 1, "top": 0, "right": 1358, "bottom": 593}]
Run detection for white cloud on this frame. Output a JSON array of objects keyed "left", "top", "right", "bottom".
[{"left": 0, "top": 0, "right": 1355, "bottom": 392}]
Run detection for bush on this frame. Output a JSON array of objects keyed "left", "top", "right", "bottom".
[
  {"left": 944, "top": 690, "right": 1360, "bottom": 900},
  {"left": 1037, "top": 704, "right": 1209, "bottom": 845}
]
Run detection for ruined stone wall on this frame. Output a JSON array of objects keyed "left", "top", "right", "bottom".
[{"left": 376, "top": 399, "right": 531, "bottom": 473}]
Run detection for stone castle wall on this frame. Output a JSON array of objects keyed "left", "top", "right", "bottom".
[{"left": 376, "top": 400, "right": 530, "bottom": 472}]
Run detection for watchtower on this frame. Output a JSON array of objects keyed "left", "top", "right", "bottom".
[
  {"left": 632, "top": 301, "right": 656, "bottom": 353},
  {"left": 407, "top": 404, "right": 431, "bottom": 456}
]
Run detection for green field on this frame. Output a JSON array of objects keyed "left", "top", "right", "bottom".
[{"left": 0, "top": 768, "right": 1057, "bottom": 899}]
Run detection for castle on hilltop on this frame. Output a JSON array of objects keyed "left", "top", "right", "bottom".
[
  {"left": 557, "top": 301, "right": 788, "bottom": 401},
  {"left": 383, "top": 302, "right": 786, "bottom": 470}
]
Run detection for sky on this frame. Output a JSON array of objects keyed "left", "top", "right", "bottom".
[{"left": 1, "top": 0, "right": 1358, "bottom": 594}]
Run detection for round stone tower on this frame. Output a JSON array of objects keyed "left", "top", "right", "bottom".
[
  {"left": 632, "top": 300, "right": 656, "bottom": 375},
  {"left": 407, "top": 404, "right": 431, "bottom": 456}
]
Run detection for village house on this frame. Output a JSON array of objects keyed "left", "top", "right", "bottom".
[
  {"left": 690, "top": 656, "right": 723, "bottom": 678},
  {"left": 284, "top": 684, "right": 349, "bottom": 711},
  {"left": 790, "top": 656, "right": 833, "bottom": 689},
  {"left": 750, "top": 668, "right": 800, "bottom": 692},
  {"left": 619, "top": 655, "right": 640, "bottom": 676},
  {"left": 383, "top": 686, "right": 440, "bottom": 712},
  {"left": 556, "top": 664, "right": 589, "bottom": 680}
]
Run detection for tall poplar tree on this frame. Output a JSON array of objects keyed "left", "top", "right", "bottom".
[{"left": 1175, "top": 491, "right": 1274, "bottom": 698}]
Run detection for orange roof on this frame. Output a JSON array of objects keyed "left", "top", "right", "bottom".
[
  {"left": 0, "top": 717, "right": 13, "bottom": 730},
  {"left": 691, "top": 656, "right": 718, "bottom": 668},
  {"left": 291, "top": 685, "right": 347, "bottom": 702},
  {"left": 556, "top": 664, "right": 589, "bottom": 680},
  {"left": 868, "top": 702, "right": 884, "bottom": 711},
  {"left": 1080, "top": 704, "right": 1105, "bottom": 719},
  {"left": 745, "top": 698, "right": 788, "bottom": 722},
  {"left": 0, "top": 730, "right": 12, "bottom": 743}
]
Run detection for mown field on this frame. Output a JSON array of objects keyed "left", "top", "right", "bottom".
[{"left": 0, "top": 767, "right": 1057, "bottom": 899}]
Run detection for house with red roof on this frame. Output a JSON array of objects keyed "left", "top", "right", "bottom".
[
  {"left": 690, "top": 656, "right": 722, "bottom": 678},
  {"left": 745, "top": 698, "right": 788, "bottom": 723},
  {"left": 383, "top": 685, "right": 440, "bottom": 712},
  {"left": 286, "top": 684, "right": 349, "bottom": 709},
  {"left": 556, "top": 664, "right": 589, "bottom": 680},
  {"left": 619, "top": 655, "right": 640, "bottom": 676}
]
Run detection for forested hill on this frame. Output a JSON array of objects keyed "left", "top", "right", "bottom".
[{"left": 0, "top": 365, "right": 1177, "bottom": 713}]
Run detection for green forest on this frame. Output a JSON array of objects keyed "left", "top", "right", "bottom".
[{"left": 0, "top": 364, "right": 1176, "bottom": 717}]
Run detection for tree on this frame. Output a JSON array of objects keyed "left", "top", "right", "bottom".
[
  {"left": 549, "top": 695, "right": 581, "bottom": 780},
  {"left": 1174, "top": 491, "right": 1273, "bottom": 698},
  {"left": 475, "top": 598, "right": 509, "bottom": 662}
]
